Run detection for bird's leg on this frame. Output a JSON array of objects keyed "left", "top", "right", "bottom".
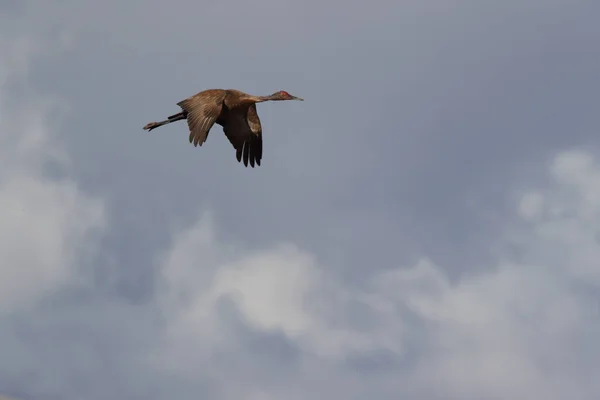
[
  {"left": 143, "top": 111, "right": 187, "bottom": 131},
  {"left": 168, "top": 111, "right": 186, "bottom": 120}
]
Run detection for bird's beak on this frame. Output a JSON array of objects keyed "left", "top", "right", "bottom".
[{"left": 291, "top": 95, "right": 304, "bottom": 101}]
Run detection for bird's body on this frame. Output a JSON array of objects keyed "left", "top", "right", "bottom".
[{"left": 143, "top": 88, "right": 303, "bottom": 167}]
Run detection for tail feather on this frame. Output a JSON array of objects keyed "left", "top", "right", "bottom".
[{"left": 143, "top": 111, "right": 186, "bottom": 131}]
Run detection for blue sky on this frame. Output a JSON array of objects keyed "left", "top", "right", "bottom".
[{"left": 1, "top": 0, "right": 600, "bottom": 399}]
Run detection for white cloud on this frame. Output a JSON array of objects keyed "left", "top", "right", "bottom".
[
  {"left": 158, "top": 213, "right": 406, "bottom": 362},
  {"left": 211, "top": 244, "right": 320, "bottom": 336},
  {"left": 157, "top": 149, "right": 600, "bottom": 399},
  {"left": 518, "top": 191, "right": 544, "bottom": 220},
  {"left": 3, "top": 2, "right": 600, "bottom": 399},
  {"left": 0, "top": 33, "right": 105, "bottom": 314}
]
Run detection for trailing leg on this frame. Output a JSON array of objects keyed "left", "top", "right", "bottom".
[{"left": 143, "top": 111, "right": 187, "bottom": 131}]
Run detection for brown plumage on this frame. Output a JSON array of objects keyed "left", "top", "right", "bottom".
[{"left": 143, "top": 88, "right": 303, "bottom": 167}]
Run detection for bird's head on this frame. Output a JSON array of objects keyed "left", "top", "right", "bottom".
[{"left": 270, "top": 90, "right": 304, "bottom": 101}]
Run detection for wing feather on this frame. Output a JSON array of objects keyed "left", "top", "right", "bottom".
[
  {"left": 222, "top": 104, "right": 263, "bottom": 167},
  {"left": 177, "top": 90, "right": 225, "bottom": 147},
  {"left": 243, "top": 141, "right": 250, "bottom": 166}
]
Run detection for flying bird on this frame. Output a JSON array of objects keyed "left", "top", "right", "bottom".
[{"left": 143, "top": 88, "right": 303, "bottom": 167}]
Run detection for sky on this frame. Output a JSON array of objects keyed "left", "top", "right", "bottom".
[{"left": 1, "top": 0, "right": 600, "bottom": 399}]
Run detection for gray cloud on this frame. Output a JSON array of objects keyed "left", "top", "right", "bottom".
[{"left": 1, "top": 0, "right": 600, "bottom": 399}]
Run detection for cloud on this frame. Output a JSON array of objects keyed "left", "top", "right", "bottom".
[
  {"left": 0, "top": 25, "right": 105, "bottom": 314},
  {"left": 2, "top": 1, "right": 600, "bottom": 400},
  {"left": 154, "top": 148, "right": 600, "bottom": 400}
]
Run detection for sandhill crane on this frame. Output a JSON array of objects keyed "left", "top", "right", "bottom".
[{"left": 143, "top": 88, "right": 303, "bottom": 167}]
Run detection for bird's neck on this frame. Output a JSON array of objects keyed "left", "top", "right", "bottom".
[
  {"left": 254, "top": 95, "right": 275, "bottom": 102},
  {"left": 239, "top": 95, "right": 271, "bottom": 104}
]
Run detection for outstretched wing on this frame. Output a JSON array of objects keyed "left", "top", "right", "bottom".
[
  {"left": 222, "top": 104, "right": 263, "bottom": 167},
  {"left": 177, "top": 89, "right": 226, "bottom": 147}
]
